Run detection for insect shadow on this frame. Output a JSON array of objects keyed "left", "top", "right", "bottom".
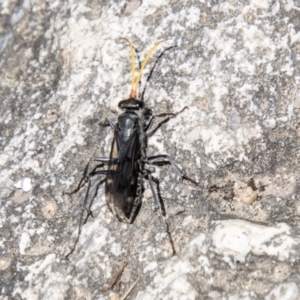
[{"left": 63, "top": 40, "right": 199, "bottom": 258}]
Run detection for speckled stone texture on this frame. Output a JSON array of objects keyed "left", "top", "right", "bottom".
[{"left": 0, "top": 0, "right": 300, "bottom": 299}]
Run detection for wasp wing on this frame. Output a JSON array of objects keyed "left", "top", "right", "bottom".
[{"left": 105, "top": 129, "right": 141, "bottom": 222}]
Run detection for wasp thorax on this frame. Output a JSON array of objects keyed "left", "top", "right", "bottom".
[{"left": 118, "top": 113, "right": 137, "bottom": 139}]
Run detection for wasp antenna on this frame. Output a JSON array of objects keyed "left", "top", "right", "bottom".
[
  {"left": 121, "top": 38, "right": 138, "bottom": 98},
  {"left": 134, "top": 41, "right": 163, "bottom": 99}
]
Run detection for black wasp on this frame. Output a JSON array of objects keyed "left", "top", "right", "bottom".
[{"left": 64, "top": 40, "right": 198, "bottom": 257}]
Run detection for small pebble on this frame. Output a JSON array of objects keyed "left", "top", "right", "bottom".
[{"left": 234, "top": 186, "right": 258, "bottom": 205}]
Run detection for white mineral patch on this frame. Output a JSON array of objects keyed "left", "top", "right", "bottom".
[
  {"left": 14, "top": 177, "right": 32, "bottom": 192},
  {"left": 10, "top": 8, "right": 24, "bottom": 26},
  {"left": 227, "top": 291, "right": 257, "bottom": 299},
  {"left": 13, "top": 254, "right": 70, "bottom": 300},
  {"left": 137, "top": 234, "right": 212, "bottom": 299},
  {"left": 212, "top": 220, "right": 296, "bottom": 264},
  {"left": 146, "top": 0, "right": 169, "bottom": 8},
  {"left": 143, "top": 260, "right": 158, "bottom": 273},
  {"left": 19, "top": 232, "right": 31, "bottom": 255},
  {"left": 263, "top": 118, "right": 276, "bottom": 129},
  {"left": 22, "top": 177, "right": 32, "bottom": 192},
  {"left": 22, "top": 159, "right": 40, "bottom": 173},
  {"left": 14, "top": 179, "right": 22, "bottom": 189},
  {"left": 265, "top": 282, "right": 299, "bottom": 300}
]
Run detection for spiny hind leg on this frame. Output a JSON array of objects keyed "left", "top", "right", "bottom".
[
  {"left": 143, "top": 169, "right": 176, "bottom": 255},
  {"left": 146, "top": 154, "right": 198, "bottom": 186}
]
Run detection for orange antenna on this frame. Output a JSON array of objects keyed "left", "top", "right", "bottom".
[
  {"left": 123, "top": 40, "right": 163, "bottom": 99},
  {"left": 122, "top": 39, "right": 136, "bottom": 97}
]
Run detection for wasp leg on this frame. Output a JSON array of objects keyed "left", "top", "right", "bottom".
[
  {"left": 65, "top": 170, "right": 107, "bottom": 259},
  {"left": 64, "top": 157, "right": 110, "bottom": 259},
  {"left": 82, "top": 169, "right": 108, "bottom": 220},
  {"left": 146, "top": 106, "right": 188, "bottom": 136},
  {"left": 146, "top": 172, "right": 176, "bottom": 255},
  {"left": 143, "top": 167, "right": 159, "bottom": 209},
  {"left": 146, "top": 154, "right": 198, "bottom": 186},
  {"left": 63, "top": 157, "right": 113, "bottom": 196}
]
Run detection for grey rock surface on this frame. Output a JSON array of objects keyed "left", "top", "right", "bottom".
[{"left": 0, "top": 0, "right": 300, "bottom": 299}]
